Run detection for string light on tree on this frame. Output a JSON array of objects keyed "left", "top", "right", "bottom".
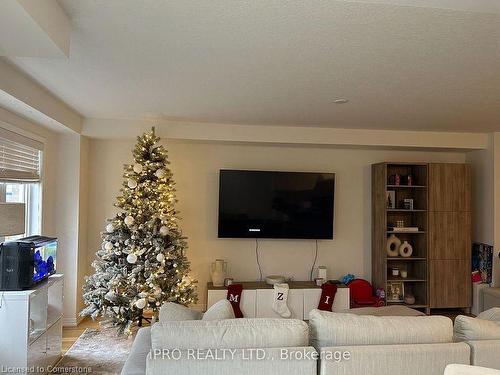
[{"left": 81, "top": 127, "right": 198, "bottom": 335}]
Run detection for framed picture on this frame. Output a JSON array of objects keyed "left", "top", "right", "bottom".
[
  {"left": 387, "top": 281, "right": 404, "bottom": 303},
  {"left": 386, "top": 190, "right": 395, "bottom": 209}
]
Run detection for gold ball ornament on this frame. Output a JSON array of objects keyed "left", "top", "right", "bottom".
[
  {"left": 127, "top": 179, "right": 138, "bottom": 189},
  {"left": 103, "top": 241, "right": 114, "bottom": 251},
  {"left": 105, "top": 223, "right": 114, "bottom": 233},
  {"left": 155, "top": 169, "right": 166, "bottom": 179},
  {"left": 127, "top": 253, "right": 138, "bottom": 264},
  {"left": 133, "top": 163, "right": 143, "bottom": 174},
  {"left": 159, "top": 226, "right": 169, "bottom": 236},
  {"left": 135, "top": 298, "right": 147, "bottom": 309},
  {"left": 124, "top": 216, "right": 135, "bottom": 226},
  {"left": 156, "top": 253, "right": 165, "bottom": 262}
]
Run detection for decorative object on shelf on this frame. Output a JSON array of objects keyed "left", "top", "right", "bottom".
[
  {"left": 404, "top": 294, "right": 416, "bottom": 305},
  {"left": 387, "top": 281, "right": 405, "bottom": 303},
  {"left": 386, "top": 191, "right": 395, "bottom": 209},
  {"left": 394, "top": 174, "right": 401, "bottom": 186},
  {"left": 317, "top": 282, "right": 338, "bottom": 311},
  {"left": 400, "top": 270, "right": 408, "bottom": 279},
  {"left": 341, "top": 273, "right": 355, "bottom": 285},
  {"left": 210, "top": 259, "right": 228, "bottom": 287},
  {"left": 391, "top": 267, "right": 400, "bottom": 277},
  {"left": 224, "top": 278, "right": 234, "bottom": 286},
  {"left": 403, "top": 198, "right": 414, "bottom": 210},
  {"left": 386, "top": 234, "right": 401, "bottom": 257},
  {"left": 390, "top": 226, "right": 419, "bottom": 232},
  {"left": 396, "top": 220, "right": 405, "bottom": 228},
  {"left": 272, "top": 283, "right": 291, "bottom": 318},
  {"left": 399, "top": 241, "right": 413, "bottom": 258},
  {"left": 226, "top": 283, "right": 243, "bottom": 318},
  {"left": 318, "top": 266, "right": 327, "bottom": 280},
  {"left": 376, "top": 288, "right": 386, "bottom": 301},
  {"left": 265, "top": 275, "right": 286, "bottom": 285},
  {"left": 406, "top": 174, "right": 413, "bottom": 186},
  {"left": 315, "top": 277, "right": 325, "bottom": 286},
  {"left": 81, "top": 128, "right": 198, "bottom": 335}
]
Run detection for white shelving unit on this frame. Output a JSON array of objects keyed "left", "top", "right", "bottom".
[{"left": 0, "top": 274, "right": 63, "bottom": 374}]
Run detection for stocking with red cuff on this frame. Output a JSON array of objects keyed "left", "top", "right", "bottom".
[
  {"left": 317, "top": 283, "right": 338, "bottom": 311},
  {"left": 227, "top": 283, "right": 243, "bottom": 318}
]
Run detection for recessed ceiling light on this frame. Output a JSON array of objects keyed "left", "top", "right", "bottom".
[{"left": 333, "top": 99, "right": 349, "bottom": 104}]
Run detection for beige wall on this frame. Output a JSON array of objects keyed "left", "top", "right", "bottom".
[{"left": 87, "top": 138, "right": 466, "bottom": 309}]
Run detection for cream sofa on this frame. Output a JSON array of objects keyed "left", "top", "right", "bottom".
[
  {"left": 308, "top": 309, "right": 470, "bottom": 375},
  {"left": 123, "top": 318, "right": 317, "bottom": 375},
  {"left": 453, "top": 309, "right": 500, "bottom": 370},
  {"left": 445, "top": 364, "right": 500, "bottom": 375}
]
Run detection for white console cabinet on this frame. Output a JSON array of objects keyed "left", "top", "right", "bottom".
[
  {"left": 207, "top": 281, "right": 349, "bottom": 319},
  {"left": 0, "top": 274, "right": 63, "bottom": 374}
]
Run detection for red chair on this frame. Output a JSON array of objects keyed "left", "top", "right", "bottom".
[{"left": 347, "top": 279, "right": 384, "bottom": 308}]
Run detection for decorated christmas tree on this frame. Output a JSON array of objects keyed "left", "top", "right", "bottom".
[{"left": 81, "top": 128, "right": 197, "bottom": 334}]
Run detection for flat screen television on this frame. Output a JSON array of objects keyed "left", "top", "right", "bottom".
[{"left": 218, "top": 170, "right": 335, "bottom": 239}]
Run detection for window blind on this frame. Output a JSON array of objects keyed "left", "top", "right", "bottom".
[{"left": 0, "top": 128, "right": 42, "bottom": 182}]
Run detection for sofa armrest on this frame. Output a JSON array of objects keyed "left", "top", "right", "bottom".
[
  {"left": 146, "top": 346, "right": 317, "bottom": 375},
  {"left": 445, "top": 364, "right": 500, "bottom": 375},
  {"left": 318, "top": 343, "right": 470, "bottom": 375},
  {"left": 467, "top": 340, "right": 500, "bottom": 369}
]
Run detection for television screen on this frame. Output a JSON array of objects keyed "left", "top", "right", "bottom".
[{"left": 218, "top": 170, "right": 335, "bottom": 239}]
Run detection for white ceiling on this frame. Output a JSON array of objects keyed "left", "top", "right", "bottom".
[{"left": 7, "top": 0, "right": 500, "bottom": 131}]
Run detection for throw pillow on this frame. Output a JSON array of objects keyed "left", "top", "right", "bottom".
[
  {"left": 202, "top": 299, "right": 235, "bottom": 321},
  {"left": 477, "top": 307, "right": 500, "bottom": 321},
  {"left": 159, "top": 302, "right": 202, "bottom": 322},
  {"left": 454, "top": 315, "right": 500, "bottom": 341}
]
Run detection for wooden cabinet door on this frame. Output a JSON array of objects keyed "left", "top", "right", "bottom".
[
  {"left": 429, "top": 164, "right": 471, "bottom": 212},
  {"left": 429, "top": 211, "right": 471, "bottom": 260},
  {"left": 430, "top": 260, "right": 471, "bottom": 308}
]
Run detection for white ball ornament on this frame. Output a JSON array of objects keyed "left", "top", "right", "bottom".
[
  {"left": 124, "top": 215, "right": 135, "bottom": 226},
  {"left": 127, "top": 253, "right": 138, "bottom": 264},
  {"left": 105, "top": 223, "right": 114, "bottom": 233},
  {"left": 127, "top": 179, "right": 138, "bottom": 189},
  {"left": 104, "top": 241, "right": 113, "bottom": 251},
  {"left": 133, "top": 163, "right": 143, "bottom": 174},
  {"left": 159, "top": 226, "right": 169, "bottom": 236},
  {"left": 155, "top": 169, "right": 166, "bottom": 179},
  {"left": 156, "top": 253, "right": 165, "bottom": 262},
  {"left": 135, "top": 298, "right": 147, "bottom": 309}
]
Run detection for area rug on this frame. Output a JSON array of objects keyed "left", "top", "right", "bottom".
[{"left": 53, "top": 328, "right": 135, "bottom": 375}]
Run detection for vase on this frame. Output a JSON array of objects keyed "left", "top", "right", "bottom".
[{"left": 210, "top": 259, "right": 227, "bottom": 287}]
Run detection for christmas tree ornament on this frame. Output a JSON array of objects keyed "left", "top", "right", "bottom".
[
  {"left": 155, "top": 168, "right": 166, "bottom": 179},
  {"left": 124, "top": 215, "right": 135, "bottom": 226},
  {"left": 133, "top": 163, "right": 143, "bottom": 174},
  {"left": 135, "top": 298, "right": 147, "bottom": 309},
  {"left": 81, "top": 127, "right": 197, "bottom": 335},
  {"left": 127, "top": 253, "right": 138, "bottom": 264}
]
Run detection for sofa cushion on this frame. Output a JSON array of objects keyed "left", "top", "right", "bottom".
[
  {"left": 454, "top": 315, "right": 500, "bottom": 341},
  {"left": 121, "top": 327, "right": 151, "bottom": 375},
  {"left": 159, "top": 302, "right": 202, "bottom": 322},
  {"left": 151, "top": 318, "right": 309, "bottom": 350},
  {"left": 202, "top": 300, "right": 235, "bottom": 321},
  {"left": 309, "top": 309, "right": 453, "bottom": 348},
  {"left": 477, "top": 307, "right": 500, "bottom": 321}
]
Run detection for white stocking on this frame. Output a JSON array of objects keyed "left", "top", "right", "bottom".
[{"left": 272, "top": 283, "right": 291, "bottom": 318}]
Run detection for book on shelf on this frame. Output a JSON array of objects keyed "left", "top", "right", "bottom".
[{"left": 389, "top": 227, "right": 419, "bottom": 232}]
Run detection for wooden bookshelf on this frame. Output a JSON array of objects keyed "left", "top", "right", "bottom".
[{"left": 372, "top": 162, "right": 429, "bottom": 314}]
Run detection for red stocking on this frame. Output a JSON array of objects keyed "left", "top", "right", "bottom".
[
  {"left": 227, "top": 284, "right": 243, "bottom": 318},
  {"left": 317, "top": 283, "right": 338, "bottom": 311}
]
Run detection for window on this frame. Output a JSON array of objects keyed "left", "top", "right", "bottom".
[{"left": 0, "top": 127, "right": 43, "bottom": 242}]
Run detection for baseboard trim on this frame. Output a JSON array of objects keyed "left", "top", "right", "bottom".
[{"left": 63, "top": 314, "right": 85, "bottom": 327}]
